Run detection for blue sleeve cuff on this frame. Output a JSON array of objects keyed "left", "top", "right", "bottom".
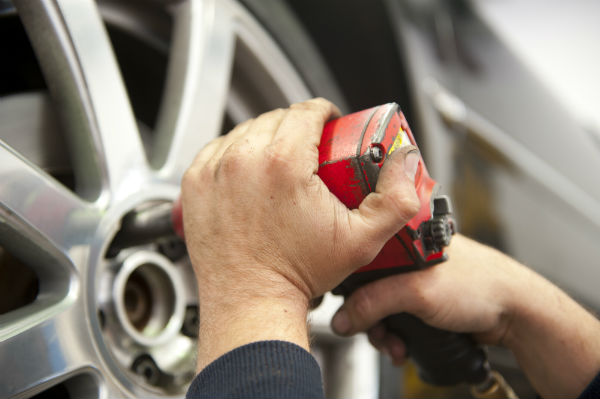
[
  {"left": 578, "top": 370, "right": 600, "bottom": 399},
  {"left": 186, "top": 340, "right": 324, "bottom": 398}
]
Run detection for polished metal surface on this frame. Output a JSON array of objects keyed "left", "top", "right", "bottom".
[
  {"left": 1, "top": 0, "right": 377, "bottom": 397},
  {"left": 152, "top": 0, "right": 234, "bottom": 179}
]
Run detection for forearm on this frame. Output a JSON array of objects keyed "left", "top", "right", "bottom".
[{"left": 504, "top": 266, "right": 600, "bottom": 397}]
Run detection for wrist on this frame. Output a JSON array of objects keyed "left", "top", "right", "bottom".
[
  {"left": 195, "top": 273, "right": 311, "bottom": 371},
  {"left": 499, "top": 263, "right": 559, "bottom": 350},
  {"left": 499, "top": 267, "right": 600, "bottom": 396},
  {"left": 196, "top": 268, "right": 312, "bottom": 314}
]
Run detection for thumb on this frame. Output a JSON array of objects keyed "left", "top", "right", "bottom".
[{"left": 346, "top": 146, "right": 421, "bottom": 263}]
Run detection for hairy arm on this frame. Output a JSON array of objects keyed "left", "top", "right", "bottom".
[{"left": 503, "top": 260, "right": 600, "bottom": 396}]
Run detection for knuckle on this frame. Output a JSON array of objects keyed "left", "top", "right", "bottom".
[
  {"left": 292, "top": 98, "right": 330, "bottom": 115},
  {"left": 215, "top": 145, "right": 245, "bottom": 177},
  {"left": 290, "top": 101, "right": 310, "bottom": 110},
  {"left": 254, "top": 108, "right": 286, "bottom": 125},
  {"left": 182, "top": 164, "right": 211, "bottom": 192},
  {"left": 263, "top": 144, "right": 295, "bottom": 174},
  {"left": 350, "top": 239, "right": 379, "bottom": 267},
  {"left": 388, "top": 191, "right": 421, "bottom": 222},
  {"left": 264, "top": 143, "right": 285, "bottom": 162},
  {"left": 230, "top": 118, "right": 253, "bottom": 135},
  {"left": 306, "top": 97, "right": 331, "bottom": 109},
  {"left": 310, "top": 97, "right": 339, "bottom": 116},
  {"left": 267, "top": 107, "right": 286, "bottom": 118},
  {"left": 350, "top": 286, "right": 378, "bottom": 324},
  {"left": 204, "top": 136, "right": 226, "bottom": 152},
  {"left": 182, "top": 165, "right": 201, "bottom": 186},
  {"left": 199, "top": 164, "right": 214, "bottom": 184},
  {"left": 181, "top": 167, "right": 196, "bottom": 190}
]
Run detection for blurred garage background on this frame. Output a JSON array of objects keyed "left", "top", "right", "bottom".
[{"left": 1, "top": 0, "right": 599, "bottom": 397}]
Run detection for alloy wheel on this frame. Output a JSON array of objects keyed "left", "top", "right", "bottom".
[{"left": 0, "top": 0, "right": 320, "bottom": 396}]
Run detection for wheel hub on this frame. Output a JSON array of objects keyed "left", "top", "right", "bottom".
[{"left": 94, "top": 199, "right": 198, "bottom": 395}]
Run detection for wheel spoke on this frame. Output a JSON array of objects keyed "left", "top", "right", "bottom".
[
  {"left": 0, "top": 300, "right": 101, "bottom": 398},
  {"left": 152, "top": 0, "right": 235, "bottom": 181},
  {"left": 0, "top": 143, "right": 100, "bottom": 254},
  {"left": 15, "top": 0, "right": 148, "bottom": 200}
]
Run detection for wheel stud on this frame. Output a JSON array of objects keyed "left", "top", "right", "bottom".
[
  {"left": 158, "top": 238, "right": 187, "bottom": 262},
  {"left": 132, "top": 355, "right": 162, "bottom": 386},
  {"left": 181, "top": 305, "right": 199, "bottom": 338}
]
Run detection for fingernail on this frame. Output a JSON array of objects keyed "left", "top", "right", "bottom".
[
  {"left": 404, "top": 151, "right": 420, "bottom": 181},
  {"left": 390, "top": 342, "right": 407, "bottom": 366},
  {"left": 331, "top": 309, "right": 352, "bottom": 335},
  {"left": 390, "top": 342, "right": 405, "bottom": 359}
]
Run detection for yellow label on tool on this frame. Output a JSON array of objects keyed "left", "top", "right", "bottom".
[{"left": 388, "top": 128, "right": 411, "bottom": 155}]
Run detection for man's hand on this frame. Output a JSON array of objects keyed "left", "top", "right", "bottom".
[
  {"left": 331, "top": 234, "right": 600, "bottom": 397},
  {"left": 181, "top": 98, "right": 421, "bottom": 370},
  {"left": 331, "top": 235, "right": 521, "bottom": 358}
]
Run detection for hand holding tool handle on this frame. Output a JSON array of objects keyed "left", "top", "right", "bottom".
[
  {"left": 384, "top": 312, "right": 489, "bottom": 385},
  {"left": 321, "top": 104, "right": 492, "bottom": 388}
]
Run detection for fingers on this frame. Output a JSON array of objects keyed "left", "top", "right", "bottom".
[
  {"left": 272, "top": 98, "right": 341, "bottom": 160},
  {"left": 368, "top": 324, "right": 407, "bottom": 366},
  {"left": 330, "top": 272, "right": 425, "bottom": 335},
  {"left": 214, "top": 108, "right": 287, "bottom": 158},
  {"left": 188, "top": 98, "right": 339, "bottom": 173},
  {"left": 344, "top": 147, "right": 421, "bottom": 266},
  {"left": 187, "top": 118, "right": 253, "bottom": 172},
  {"left": 386, "top": 334, "right": 407, "bottom": 366}
]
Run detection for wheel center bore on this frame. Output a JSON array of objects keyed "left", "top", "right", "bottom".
[
  {"left": 124, "top": 271, "right": 153, "bottom": 330},
  {"left": 112, "top": 251, "right": 185, "bottom": 347}
]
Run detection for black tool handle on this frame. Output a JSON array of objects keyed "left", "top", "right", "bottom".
[
  {"left": 384, "top": 312, "right": 489, "bottom": 386},
  {"left": 334, "top": 266, "right": 491, "bottom": 386}
]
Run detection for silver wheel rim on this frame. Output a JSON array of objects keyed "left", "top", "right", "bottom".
[{"left": 1, "top": 0, "right": 312, "bottom": 396}]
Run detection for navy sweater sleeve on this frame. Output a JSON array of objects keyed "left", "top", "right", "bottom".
[
  {"left": 186, "top": 340, "right": 324, "bottom": 398},
  {"left": 578, "top": 370, "right": 600, "bottom": 399}
]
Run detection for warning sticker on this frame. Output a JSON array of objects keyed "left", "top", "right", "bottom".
[{"left": 388, "top": 128, "right": 411, "bottom": 156}]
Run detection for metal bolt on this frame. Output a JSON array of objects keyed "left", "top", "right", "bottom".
[
  {"left": 369, "top": 145, "right": 384, "bottom": 163},
  {"left": 158, "top": 238, "right": 187, "bottom": 262},
  {"left": 181, "top": 305, "right": 199, "bottom": 338},
  {"left": 132, "top": 355, "right": 161, "bottom": 386}
]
